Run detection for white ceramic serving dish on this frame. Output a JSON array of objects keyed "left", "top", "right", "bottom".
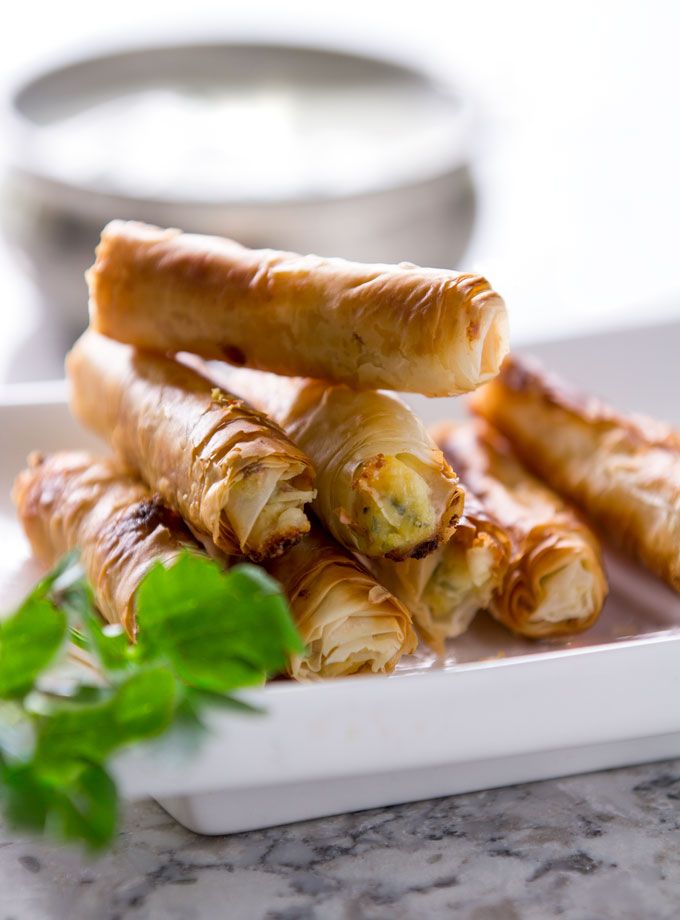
[{"left": 1, "top": 319, "right": 680, "bottom": 835}]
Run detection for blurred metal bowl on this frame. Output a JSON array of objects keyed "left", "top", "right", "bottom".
[{"left": 2, "top": 42, "right": 476, "bottom": 333}]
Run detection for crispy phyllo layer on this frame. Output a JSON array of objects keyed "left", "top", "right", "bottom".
[
  {"left": 88, "top": 220, "right": 509, "bottom": 396},
  {"left": 367, "top": 492, "right": 510, "bottom": 651},
  {"left": 66, "top": 331, "right": 315, "bottom": 561},
  {"left": 471, "top": 354, "right": 680, "bottom": 592},
  {"left": 13, "top": 454, "right": 413, "bottom": 681},
  {"left": 219, "top": 368, "right": 465, "bottom": 560},
  {"left": 12, "top": 451, "right": 195, "bottom": 637},
  {"left": 433, "top": 421, "right": 608, "bottom": 638},
  {"left": 266, "top": 528, "right": 417, "bottom": 680}
]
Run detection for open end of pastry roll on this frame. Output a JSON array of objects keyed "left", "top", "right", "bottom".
[
  {"left": 67, "top": 332, "right": 316, "bottom": 561},
  {"left": 497, "top": 531, "right": 606, "bottom": 638},
  {"left": 351, "top": 452, "right": 456, "bottom": 560},
  {"left": 266, "top": 529, "right": 417, "bottom": 680},
  {"left": 422, "top": 532, "right": 507, "bottom": 638},
  {"left": 433, "top": 420, "right": 608, "bottom": 639},
  {"left": 218, "top": 367, "right": 465, "bottom": 560},
  {"left": 451, "top": 288, "right": 510, "bottom": 390},
  {"left": 366, "top": 501, "right": 510, "bottom": 652},
  {"left": 12, "top": 451, "right": 196, "bottom": 637},
  {"left": 216, "top": 458, "right": 315, "bottom": 559}
]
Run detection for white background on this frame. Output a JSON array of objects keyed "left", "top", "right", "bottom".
[{"left": 1, "top": 0, "right": 679, "bottom": 381}]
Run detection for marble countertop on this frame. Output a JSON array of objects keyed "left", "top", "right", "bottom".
[{"left": 2, "top": 759, "right": 679, "bottom": 920}]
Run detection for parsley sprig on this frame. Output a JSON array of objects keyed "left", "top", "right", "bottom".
[{"left": 0, "top": 551, "right": 303, "bottom": 849}]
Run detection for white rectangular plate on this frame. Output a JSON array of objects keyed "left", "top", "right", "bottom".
[{"left": 2, "top": 320, "right": 680, "bottom": 835}]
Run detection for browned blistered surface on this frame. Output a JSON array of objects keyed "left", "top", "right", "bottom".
[
  {"left": 472, "top": 354, "right": 680, "bottom": 592},
  {"left": 89, "top": 220, "right": 509, "bottom": 397},
  {"left": 67, "top": 331, "right": 315, "bottom": 560},
  {"left": 13, "top": 452, "right": 195, "bottom": 637}
]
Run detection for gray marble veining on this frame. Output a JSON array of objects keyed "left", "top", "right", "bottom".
[{"left": 1, "top": 760, "right": 680, "bottom": 920}]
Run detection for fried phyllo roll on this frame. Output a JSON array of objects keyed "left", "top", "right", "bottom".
[
  {"left": 266, "top": 528, "right": 417, "bottom": 680},
  {"left": 366, "top": 492, "right": 510, "bottom": 651},
  {"left": 12, "top": 451, "right": 195, "bottom": 637},
  {"left": 217, "top": 368, "right": 465, "bottom": 560},
  {"left": 433, "top": 421, "right": 607, "bottom": 638},
  {"left": 471, "top": 354, "right": 680, "bottom": 592},
  {"left": 14, "top": 454, "right": 412, "bottom": 681},
  {"left": 88, "top": 220, "right": 509, "bottom": 397},
  {"left": 66, "top": 331, "right": 315, "bottom": 561}
]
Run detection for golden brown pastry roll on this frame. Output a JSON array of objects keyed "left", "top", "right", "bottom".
[
  {"left": 433, "top": 421, "right": 608, "bottom": 638},
  {"left": 366, "top": 492, "right": 510, "bottom": 652},
  {"left": 471, "top": 354, "right": 680, "bottom": 592},
  {"left": 88, "top": 220, "right": 509, "bottom": 397},
  {"left": 216, "top": 367, "right": 465, "bottom": 560},
  {"left": 14, "top": 454, "right": 412, "bottom": 681},
  {"left": 66, "top": 331, "right": 315, "bottom": 561},
  {"left": 12, "top": 451, "right": 195, "bottom": 637},
  {"left": 265, "top": 527, "right": 417, "bottom": 680}
]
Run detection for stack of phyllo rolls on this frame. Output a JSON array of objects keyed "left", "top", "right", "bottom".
[{"left": 19, "top": 218, "right": 647, "bottom": 681}]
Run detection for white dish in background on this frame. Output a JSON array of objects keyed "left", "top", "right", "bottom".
[
  {"left": 2, "top": 42, "right": 475, "bottom": 333},
  {"left": 1, "top": 321, "right": 680, "bottom": 835}
]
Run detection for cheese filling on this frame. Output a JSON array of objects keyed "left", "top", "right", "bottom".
[
  {"left": 423, "top": 542, "right": 496, "bottom": 637},
  {"left": 354, "top": 455, "right": 436, "bottom": 555},
  {"left": 223, "top": 466, "right": 315, "bottom": 554}
]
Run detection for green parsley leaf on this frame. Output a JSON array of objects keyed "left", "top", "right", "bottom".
[
  {"left": 34, "top": 667, "right": 177, "bottom": 766},
  {"left": 0, "top": 756, "right": 118, "bottom": 849},
  {"left": 184, "top": 687, "right": 264, "bottom": 716},
  {"left": 0, "top": 549, "right": 302, "bottom": 851},
  {"left": 0, "top": 598, "right": 66, "bottom": 700},
  {"left": 80, "top": 617, "right": 131, "bottom": 674},
  {"left": 135, "top": 554, "right": 303, "bottom": 692},
  {"left": 55, "top": 560, "right": 131, "bottom": 673},
  {"left": 48, "top": 762, "right": 118, "bottom": 848}
]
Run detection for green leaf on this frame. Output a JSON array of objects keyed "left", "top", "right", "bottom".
[
  {"left": 48, "top": 762, "right": 118, "bottom": 849},
  {"left": 0, "top": 597, "right": 67, "bottom": 699},
  {"left": 51, "top": 565, "right": 93, "bottom": 623},
  {"left": 0, "top": 757, "right": 118, "bottom": 849},
  {"left": 0, "top": 551, "right": 90, "bottom": 700},
  {"left": 32, "top": 684, "right": 111, "bottom": 706},
  {"left": 135, "top": 554, "right": 302, "bottom": 692},
  {"left": 81, "top": 618, "right": 131, "bottom": 674},
  {"left": 0, "top": 756, "right": 52, "bottom": 834},
  {"left": 184, "top": 687, "right": 264, "bottom": 716},
  {"left": 112, "top": 668, "right": 177, "bottom": 739},
  {"left": 34, "top": 549, "right": 82, "bottom": 597},
  {"left": 68, "top": 626, "right": 89, "bottom": 651},
  {"left": 56, "top": 565, "right": 130, "bottom": 674},
  {"left": 0, "top": 550, "right": 302, "bottom": 852},
  {"left": 34, "top": 668, "right": 177, "bottom": 766}
]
